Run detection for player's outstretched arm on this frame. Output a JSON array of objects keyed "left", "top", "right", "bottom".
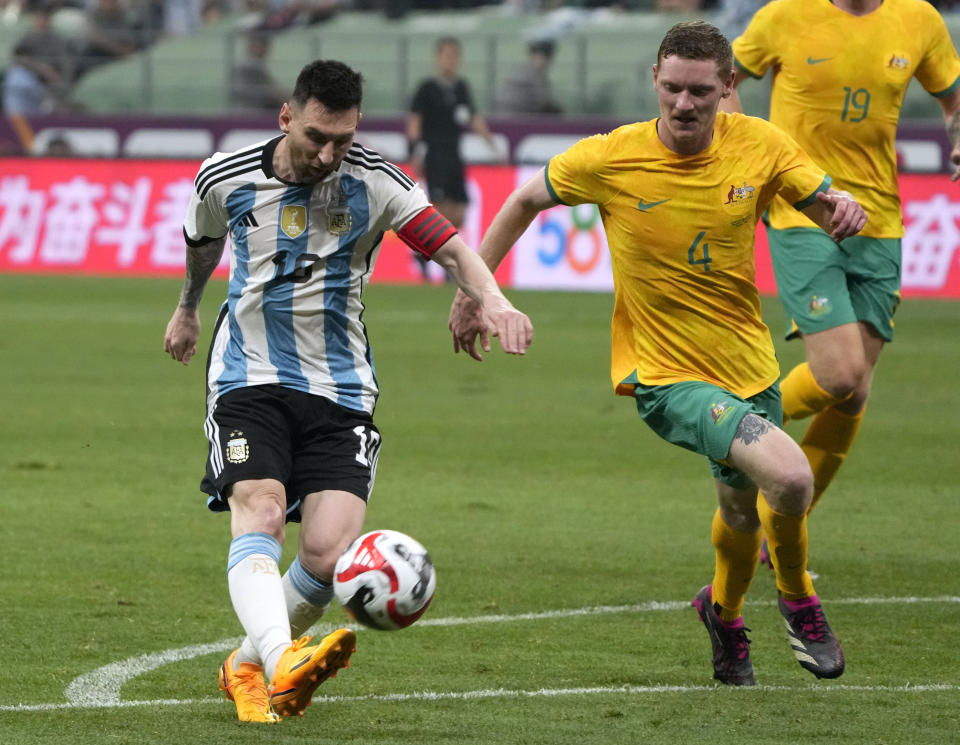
[
  {"left": 163, "top": 237, "right": 225, "bottom": 366},
  {"left": 446, "top": 169, "right": 556, "bottom": 360},
  {"left": 432, "top": 236, "right": 533, "bottom": 358},
  {"left": 800, "top": 188, "right": 867, "bottom": 242}
]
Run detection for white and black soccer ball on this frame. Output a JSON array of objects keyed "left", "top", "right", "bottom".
[{"left": 333, "top": 529, "right": 436, "bottom": 631}]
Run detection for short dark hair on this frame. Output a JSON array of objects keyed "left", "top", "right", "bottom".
[
  {"left": 291, "top": 60, "right": 363, "bottom": 112},
  {"left": 657, "top": 21, "right": 733, "bottom": 79}
]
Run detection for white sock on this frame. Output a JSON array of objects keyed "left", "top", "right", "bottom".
[
  {"left": 226, "top": 533, "right": 290, "bottom": 680},
  {"left": 234, "top": 555, "right": 335, "bottom": 668}
]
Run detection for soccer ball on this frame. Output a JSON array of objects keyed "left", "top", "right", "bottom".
[{"left": 333, "top": 529, "right": 436, "bottom": 630}]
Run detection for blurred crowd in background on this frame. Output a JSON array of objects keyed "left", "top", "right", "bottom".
[
  {"left": 0, "top": 0, "right": 717, "bottom": 116},
  {"left": 2, "top": 0, "right": 959, "bottom": 120}
]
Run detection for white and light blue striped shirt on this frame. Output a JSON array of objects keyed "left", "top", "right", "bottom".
[{"left": 185, "top": 136, "right": 428, "bottom": 415}]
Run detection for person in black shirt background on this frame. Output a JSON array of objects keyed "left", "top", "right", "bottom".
[{"left": 407, "top": 36, "right": 502, "bottom": 278}]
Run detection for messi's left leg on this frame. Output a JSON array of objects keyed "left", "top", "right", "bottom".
[
  {"left": 284, "top": 395, "right": 379, "bottom": 640},
  {"left": 267, "top": 395, "right": 376, "bottom": 717},
  {"left": 267, "top": 490, "right": 362, "bottom": 718}
]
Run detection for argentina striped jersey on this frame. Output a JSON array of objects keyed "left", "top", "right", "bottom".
[{"left": 185, "top": 136, "right": 429, "bottom": 415}]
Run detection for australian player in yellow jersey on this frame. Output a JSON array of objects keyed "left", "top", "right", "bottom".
[
  {"left": 725, "top": 0, "right": 960, "bottom": 553},
  {"left": 448, "top": 21, "right": 867, "bottom": 686}
]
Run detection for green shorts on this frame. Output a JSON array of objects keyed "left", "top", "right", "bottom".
[
  {"left": 633, "top": 380, "right": 782, "bottom": 490},
  {"left": 767, "top": 227, "right": 901, "bottom": 342}
]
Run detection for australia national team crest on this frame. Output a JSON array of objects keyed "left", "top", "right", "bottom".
[
  {"left": 711, "top": 401, "right": 734, "bottom": 424},
  {"left": 724, "top": 181, "right": 755, "bottom": 205},
  {"left": 809, "top": 295, "right": 832, "bottom": 317},
  {"left": 281, "top": 205, "right": 307, "bottom": 239},
  {"left": 887, "top": 54, "right": 910, "bottom": 70},
  {"left": 226, "top": 431, "right": 250, "bottom": 464}
]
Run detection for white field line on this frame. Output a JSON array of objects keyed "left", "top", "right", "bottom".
[
  {"left": 2, "top": 594, "right": 956, "bottom": 713},
  {"left": 63, "top": 638, "right": 244, "bottom": 708},
  {"left": 5, "top": 683, "right": 959, "bottom": 713}
]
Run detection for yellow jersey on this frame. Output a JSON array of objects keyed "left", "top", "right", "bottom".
[
  {"left": 546, "top": 113, "right": 829, "bottom": 399},
  {"left": 733, "top": 0, "right": 960, "bottom": 237}
]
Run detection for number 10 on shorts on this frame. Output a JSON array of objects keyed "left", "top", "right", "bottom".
[{"left": 353, "top": 425, "right": 382, "bottom": 467}]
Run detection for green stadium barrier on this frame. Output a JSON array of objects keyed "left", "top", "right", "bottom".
[{"left": 3, "top": 7, "right": 958, "bottom": 119}]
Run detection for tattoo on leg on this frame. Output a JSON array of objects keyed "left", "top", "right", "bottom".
[{"left": 734, "top": 414, "right": 771, "bottom": 446}]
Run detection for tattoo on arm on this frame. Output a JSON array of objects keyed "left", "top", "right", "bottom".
[
  {"left": 734, "top": 414, "right": 772, "bottom": 446},
  {"left": 179, "top": 238, "right": 226, "bottom": 310},
  {"left": 948, "top": 109, "right": 960, "bottom": 149}
]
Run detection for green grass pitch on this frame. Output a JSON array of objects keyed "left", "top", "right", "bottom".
[{"left": 1, "top": 275, "right": 958, "bottom": 744}]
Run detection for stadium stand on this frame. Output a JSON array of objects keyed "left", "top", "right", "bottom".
[
  {"left": 0, "top": 5, "right": 956, "bottom": 118},
  {"left": 1, "top": 4, "right": 958, "bottom": 165}
]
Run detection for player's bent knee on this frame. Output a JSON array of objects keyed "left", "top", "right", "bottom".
[
  {"left": 819, "top": 370, "right": 859, "bottom": 399},
  {"left": 837, "top": 387, "right": 870, "bottom": 415},
  {"left": 812, "top": 358, "right": 867, "bottom": 400},
  {"left": 249, "top": 499, "right": 286, "bottom": 532}
]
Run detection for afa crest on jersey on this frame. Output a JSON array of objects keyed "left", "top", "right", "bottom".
[
  {"left": 326, "top": 206, "right": 353, "bottom": 235},
  {"left": 226, "top": 431, "right": 250, "bottom": 464},
  {"left": 281, "top": 205, "right": 307, "bottom": 238}
]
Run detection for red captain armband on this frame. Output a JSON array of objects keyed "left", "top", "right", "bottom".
[{"left": 396, "top": 207, "right": 458, "bottom": 258}]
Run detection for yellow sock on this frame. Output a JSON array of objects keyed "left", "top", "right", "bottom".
[
  {"left": 756, "top": 495, "right": 815, "bottom": 600},
  {"left": 710, "top": 508, "right": 762, "bottom": 622},
  {"left": 780, "top": 362, "right": 850, "bottom": 422},
  {"left": 802, "top": 406, "right": 865, "bottom": 514}
]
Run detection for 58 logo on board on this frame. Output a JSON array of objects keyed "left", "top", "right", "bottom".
[
  {"left": 536, "top": 204, "right": 606, "bottom": 274},
  {"left": 512, "top": 200, "right": 613, "bottom": 291}
]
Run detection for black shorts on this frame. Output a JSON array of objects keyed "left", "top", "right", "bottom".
[
  {"left": 201, "top": 385, "right": 381, "bottom": 521},
  {"left": 425, "top": 157, "right": 468, "bottom": 204}
]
